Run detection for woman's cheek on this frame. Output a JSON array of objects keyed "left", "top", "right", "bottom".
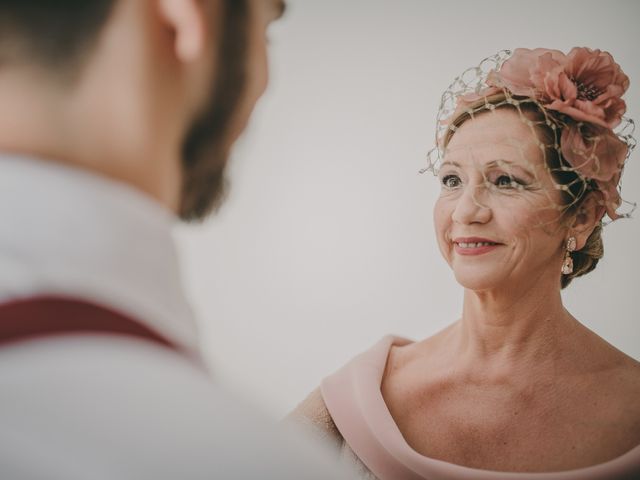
[{"left": 433, "top": 199, "right": 452, "bottom": 262}]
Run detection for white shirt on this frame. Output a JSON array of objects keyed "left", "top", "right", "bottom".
[{"left": 0, "top": 155, "right": 347, "bottom": 479}]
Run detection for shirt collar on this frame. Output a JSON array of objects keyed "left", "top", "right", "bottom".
[{"left": 0, "top": 154, "right": 201, "bottom": 355}]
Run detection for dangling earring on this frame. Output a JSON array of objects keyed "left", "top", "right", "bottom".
[{"left": 562, "top": 236, "right": 577, "bottom": 275}]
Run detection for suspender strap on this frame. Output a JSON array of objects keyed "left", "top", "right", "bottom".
[{"left": 0, "top": 296, "right": 178, "bottom": 351}]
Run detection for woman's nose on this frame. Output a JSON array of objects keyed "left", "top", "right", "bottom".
[{"left": 451, "top": 184, "right": 492, "bottom": 225}]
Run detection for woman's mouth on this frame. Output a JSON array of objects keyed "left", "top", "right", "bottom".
[{"left": 453, "top": 237, "right": 502, "bottom": 255}]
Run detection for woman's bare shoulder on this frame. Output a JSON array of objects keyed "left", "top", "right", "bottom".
[
  {"left": 579, "top": 324, "right": 640, "bottom": 387},
  {"left": 602, "top": 357, "right": 640, "bottom": 449},
  {"left": 610, "top": 354, "right": 640, "bottom": 412},
  {"left": 571, "top": 326, "right": 640, "bottom": 441}
]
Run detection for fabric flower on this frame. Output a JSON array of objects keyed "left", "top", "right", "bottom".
[
  {"left": 487, "top": 48, "right": 566, "bottom": 98},
  {"left": 561, "top": 123, "right": 627, "bottom": 219},
  {"left": 488, "top": 47, "right": 629, "bottom": 129}
]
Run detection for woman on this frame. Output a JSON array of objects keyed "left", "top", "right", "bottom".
[{"left": 289, "top": 48, "right": 640, "bottom": 479}]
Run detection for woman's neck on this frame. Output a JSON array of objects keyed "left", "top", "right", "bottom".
[{"left": 452, "top": 281, "right": 578, "bottom": 377}]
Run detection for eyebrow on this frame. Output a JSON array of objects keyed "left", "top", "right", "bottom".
[
  {"left": 440, "top": 159, "right": 535, "bottom": 177},
  {"left": 486, "top": 159, "right": 516, "bottom": 168},
  {"left": 440, "top": 160, "right": 461, "bottom": 168},
  {"left": 485, "top": 159, "right": 535, "bottom": 177}
]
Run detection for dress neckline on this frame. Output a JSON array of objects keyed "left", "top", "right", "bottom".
[{"left": 321, "top": 335, "right": 640, "bottom": 480}]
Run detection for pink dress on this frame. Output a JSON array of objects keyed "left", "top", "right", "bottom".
[{"left": 321, "top": 335, "right": 640, "bottom": 480}]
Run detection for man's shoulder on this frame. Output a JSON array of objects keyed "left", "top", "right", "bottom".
[{"left": 0, "top": 336, "right": 346, "bottom": 479}]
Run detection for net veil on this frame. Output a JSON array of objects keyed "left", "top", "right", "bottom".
[{"left": 422, "top": 49, "right": 636, "bottom": 227}]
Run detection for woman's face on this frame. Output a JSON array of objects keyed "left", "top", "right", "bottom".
[{"left": 434, "top": 108, "right": 569, "bottom": 291}]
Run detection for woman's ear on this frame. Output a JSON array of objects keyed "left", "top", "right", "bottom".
[
  {"left": 157, "top": 0, "right": 207, "bottom": 63},
  {"left": 571, "top": 191, "right": 605, "bottom": 250}
]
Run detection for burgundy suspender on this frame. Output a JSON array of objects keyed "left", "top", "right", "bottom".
[{"left": 0, "top": 296, "right": 178, "bottom": 351}]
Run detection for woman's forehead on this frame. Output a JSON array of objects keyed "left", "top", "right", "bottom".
[
  {"left": 444, "top": 109, "right": 545, "bottom": 167},
  {"left": 449, "top": 109, "right": 540, "bottom": 146}
]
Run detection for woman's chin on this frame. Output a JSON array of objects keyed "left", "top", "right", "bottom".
[{"left": 452, "top": 267, "right": 509, "bottom": 291}]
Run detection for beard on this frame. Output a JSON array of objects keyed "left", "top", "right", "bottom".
[{"left": 178, "top": 0, "right": 249, "bottom": 222}]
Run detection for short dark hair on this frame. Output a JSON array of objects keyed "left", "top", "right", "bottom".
[
  {"left": 0, "top": 0, "right": 252, "bottom": 221},
  {"left": 0, "top": 1, "right": 116, "bottom": 73},
  {"left": 179, "top": 0, "right": 250, "bottom": 220}
]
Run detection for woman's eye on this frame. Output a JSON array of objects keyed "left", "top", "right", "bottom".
[
  {"left": 494, "top": 174, "right": 524, "bottom": 189},
  {"left": 496, "top": 175, "right": 513, "bottom": 187},
  {"left": 441, "top": 174, "right": 461, "bottom": 189}
]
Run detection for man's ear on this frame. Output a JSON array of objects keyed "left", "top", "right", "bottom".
[
  {"left": 571, "top": 191, "right": 605, "bottom": 250},
  {"left": 157, "top": 0, "right": 206, "bottom": 62}
]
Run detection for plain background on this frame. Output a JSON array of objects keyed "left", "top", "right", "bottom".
[{"left": 176, "top": 0, "right": 640, "bottom": 417}]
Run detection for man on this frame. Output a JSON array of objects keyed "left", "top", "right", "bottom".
[{"left": 0, "top": 1, "right": 346, "bottom": 478}]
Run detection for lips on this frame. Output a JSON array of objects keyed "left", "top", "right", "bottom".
[
  {"left": 456, "top": 241, "right": 497, "bottom": 248},
  {"left": 452, "top": 237, "right": 503, "bottom": 255}
]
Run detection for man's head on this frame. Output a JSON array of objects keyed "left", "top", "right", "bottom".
[
  {"left": 0, "top": 1, "right": 115, "bottom": 75},
  {"left": 0, "top": 0, "right": 286, "bottom": 220}
]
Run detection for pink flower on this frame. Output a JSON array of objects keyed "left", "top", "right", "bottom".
[
  {"left": 489, "top": 47, "right": 629, "bottom": 129},
  {"left": 561, "top": 123, "right": 627, "bottom": 219}
]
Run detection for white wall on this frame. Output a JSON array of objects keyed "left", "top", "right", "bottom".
[{"left": 175, "top": 0, "right": 640, "bottom": 417}]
